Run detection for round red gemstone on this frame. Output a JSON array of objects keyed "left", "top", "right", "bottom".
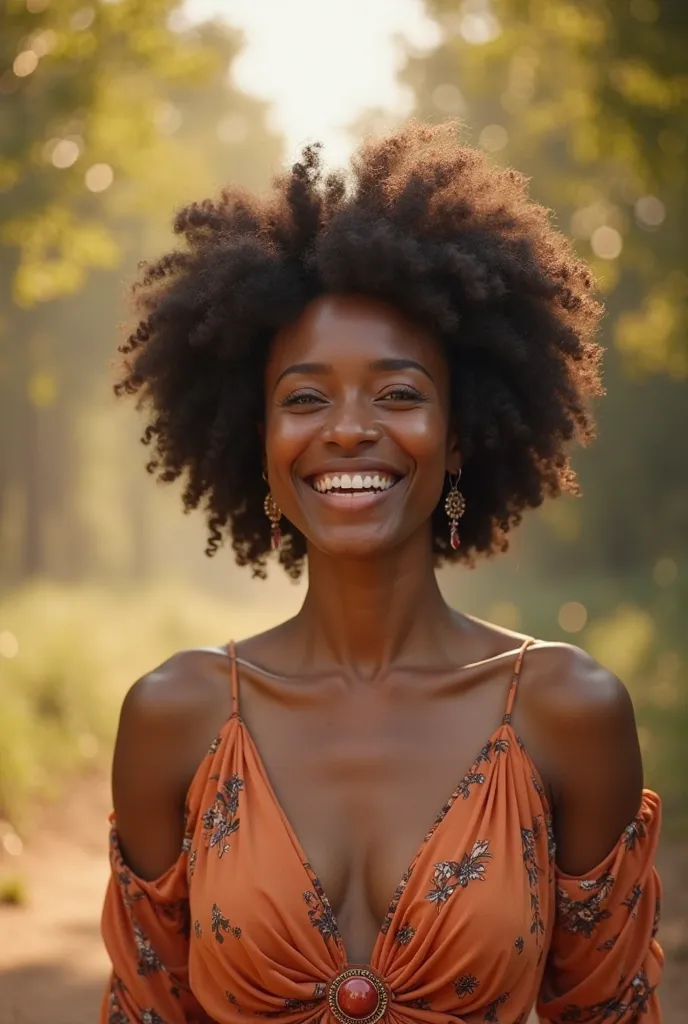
[{"left": 335, "top": 977, "right": 380, "bottom": 1019}]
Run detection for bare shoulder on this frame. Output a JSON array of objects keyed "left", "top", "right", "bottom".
[
  {"left": 116, "top": 645, "right": 233, "bottom": 794},
  {"left": 112, "top": 646, "right": 233, "bottom": 879},
  {"left": 121, "top": 645, "right": 233, "bottom": 723},
  {"left": 518, "top": 640, "right": 635, "bottom": 718},
  {"left": 516, "top": 642, "right": 644, "bottom": 873}
]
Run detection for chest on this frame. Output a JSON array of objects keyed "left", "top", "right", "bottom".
[
  {"left": 188, "top": 704, "right": 552, "bottom": 993},
  {"left": 236, "top": 677, "right": 511, "bottom": 943}
]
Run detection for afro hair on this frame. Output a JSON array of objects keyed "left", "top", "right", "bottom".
[{"left": 116, "top": 121, "right": 604, "bottom": 579}]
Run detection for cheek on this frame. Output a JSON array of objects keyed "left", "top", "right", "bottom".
[
  {"left": 264, "top": 411, "right": 315, "bottom": 467},
  {"left": 390, "top": 408, "right": 448, "bottom": 463}
]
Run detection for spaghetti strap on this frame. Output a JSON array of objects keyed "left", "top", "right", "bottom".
[
  {"left": 227, "top": 640, "right": 240, "bottom": 716},
  {"left": 503, "top": 637, "right": 534, "bottom": 723}
]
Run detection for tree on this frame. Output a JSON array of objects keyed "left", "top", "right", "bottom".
[
  {"left": 0, "top": 0, "right": 282, "bottom": 581},
  {"left": 403, "top": 0, "right": 687, "bottom": 375}
]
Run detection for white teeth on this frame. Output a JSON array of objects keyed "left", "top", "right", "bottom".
[{"left": 311, "top": 472, "right": 397, "bottom": 493}]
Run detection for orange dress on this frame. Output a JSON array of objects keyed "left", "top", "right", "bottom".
[{"left": 101, "top": 640, "right": 663, "bottom": 1023}]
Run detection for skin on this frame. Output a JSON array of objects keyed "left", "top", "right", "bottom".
[{"left": 113, "top": 295, "right": 643, "bottom": 972}]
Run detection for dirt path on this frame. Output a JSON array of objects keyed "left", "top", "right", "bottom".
[
  {"left": 0, "top": 776, "right": 686, "bottom": 1023},
  {"left": 0, "top": 775, "right": 111, "bottom": 1024}
]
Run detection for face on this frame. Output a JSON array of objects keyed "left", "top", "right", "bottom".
[{"left": 263, "top": 295, "right": 460, "bottom": 560}]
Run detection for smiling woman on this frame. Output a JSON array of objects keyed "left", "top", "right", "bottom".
[
  {"left": 102, "top": 122, "right": 662, "bottom": 1024},
  {"left": 116, "top": 122, "right": 602, "bottom": 580}
]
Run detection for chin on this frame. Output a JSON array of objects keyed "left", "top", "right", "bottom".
[{"left": 305, "top": 528, "right": 410, "bottom": 562}]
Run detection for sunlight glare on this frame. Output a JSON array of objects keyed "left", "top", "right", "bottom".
[{"left": 183, "top": 0, "right": 441, "bottom": 167}]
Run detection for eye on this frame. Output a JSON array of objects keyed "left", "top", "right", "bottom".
[
  {"left": 378, "top": 385, "right": 427, "bottom": 403},
  {"left": 280, "top": 389, "right": 326, "bottom": 408}
]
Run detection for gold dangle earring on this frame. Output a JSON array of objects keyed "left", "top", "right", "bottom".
[
  {"left": 262, "top": 472, "right": 282, "bottom": 551},
  {"left": 444, "top": 470, "right": 466, "bottom": 551}
]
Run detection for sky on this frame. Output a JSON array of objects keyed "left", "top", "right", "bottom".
[{"left": 183, "top": 0, "right": 441, "bottom": 166}]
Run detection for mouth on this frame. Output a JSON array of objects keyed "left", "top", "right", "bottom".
[
  {"left": 304, "top": 470, "right": 404, "bottom": 510},
  {"left": 309, "top": 471, "right": 400, "bottom": 495}
]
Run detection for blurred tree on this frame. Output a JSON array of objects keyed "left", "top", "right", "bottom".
[
  {"left": 403, "top": 0, "right": 687, "bottom": 373},
  {"left": 397, "top": 0, "right": 688, "bottom": 573},
  {"left": 0, "top": 0, "right": 282, "bottom": 581}
]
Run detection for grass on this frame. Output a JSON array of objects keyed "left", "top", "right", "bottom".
[{"left": 0, "top": 579, "right": 298, "bottom": 830}]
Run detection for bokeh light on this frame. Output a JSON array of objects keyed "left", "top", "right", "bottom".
[
  {"left": 13, "top": 51, "right": 39, "bottom": 77},
  {"left": 591, "top": 225, "right": 623, "bottom": 260},
  {"left": 558, "top": 602, "right": 588, "bottom": 633},
  {"left": 85, "top": 163, "right": 115, "bottom": 193},
  {"left": 70, "top": 7, "right": 96, "bottom": 30},
  {"left": 431, "top": 83, "right": 466, "bottom": 115},
  {"left": 635, "top": 195, "right": 666, "bottom": 228},
  {"left": 0, "top": 630, "right": 19, "bottom": 659},
  {"left": 50, "top": 139, "right": 81, "bottom": 169},
  {"left": 479, "top": 124, "right": 508, "bottom": 152}
]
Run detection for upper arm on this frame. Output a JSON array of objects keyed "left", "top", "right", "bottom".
[
  {"left": 519, "top": 643, "right": 644, "bottom": 876},
  {"left": 112, "top": 648, "right": 232, "bottom": 881}
]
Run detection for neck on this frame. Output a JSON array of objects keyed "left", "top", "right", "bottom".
[{"left": 296, "top": 530, "right": 455, "bottom": 679}]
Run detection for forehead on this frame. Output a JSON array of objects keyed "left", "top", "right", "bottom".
[{"left": 266, "top": 294, "right": 447, "bottom": 379}]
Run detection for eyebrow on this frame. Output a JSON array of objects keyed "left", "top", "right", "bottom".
[{"left": 275, "top": 358, "right": 434, "bottom": 386}]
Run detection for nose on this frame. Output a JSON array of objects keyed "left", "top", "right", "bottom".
[{"left": 320, "top": 393, "right": 381, "bottom": 450}]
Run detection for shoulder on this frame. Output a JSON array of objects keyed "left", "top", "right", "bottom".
[
  {"left": 518, "top": 640, "right": 635, "bottom": 726},
  {"left": 114, "top": 647, "right": 233, "bottom": 808},
  {"left": 515, "top": 642, "right": 644, "bottom": 872},
  {"left": 121, "top": 646, "right": 233, "bottom": 724},
  {"left": 112, "top": 647, "right": 234, "bottom": 879}
]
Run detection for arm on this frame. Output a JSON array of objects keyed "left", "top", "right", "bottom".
[
  {"left": 101, "top": 649, "right": 231, "bottom": 1023},
  {"left": 519, "top": 644, "right": 663, "bottom": 1022}
]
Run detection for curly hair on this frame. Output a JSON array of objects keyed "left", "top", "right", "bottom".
[{"left": 116, "top": 121, "right": 603, "bottom": 579}]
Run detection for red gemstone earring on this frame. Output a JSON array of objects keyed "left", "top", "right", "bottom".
[
  {"left": 444, "top": 470, "right": 466, "bottom": 550},
  {"left": 262, "top": 473, "right": 282, "bottom": 551}
]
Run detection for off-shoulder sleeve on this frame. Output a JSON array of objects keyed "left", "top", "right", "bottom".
[
  {"left": 537, "top": 790, "right": 663, "bottom": 1022},
  {"left": 100, "top": 819, "right": 212, "bottom": 1024}
]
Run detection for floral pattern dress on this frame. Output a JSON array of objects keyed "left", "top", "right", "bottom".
[{"left": 100, "top": 640, "right": 663, "bottom": 1023}]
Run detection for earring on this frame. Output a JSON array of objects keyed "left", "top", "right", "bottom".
[
  {"left": 444, "top": 470, "right": 466, "bottom": 551},
  {"left": 262, "top": 472, "right": 282, "bottom": 550}
]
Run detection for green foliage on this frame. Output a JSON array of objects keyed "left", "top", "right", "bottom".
[
  {"left": 0, "top": 580, "right": 296, "bottom": 829},
  {"left": 0, "top": 0, "right": 282, "bottom": 582},
  {"left": 404, "top": 0, "right": 688, "bottom": 374},
  {"left": 0, "top": 0, "right": 279, "bottom": 305}
]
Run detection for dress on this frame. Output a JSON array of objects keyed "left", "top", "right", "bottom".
[{"left": 100, "top": 639, "right": 663, "bottom": 1023}]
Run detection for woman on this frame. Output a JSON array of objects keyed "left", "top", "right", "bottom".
[{"left": 101, "top": 123, "right": 662, "bottom": 1024}]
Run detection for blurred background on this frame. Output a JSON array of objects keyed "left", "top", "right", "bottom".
[{"left": 0, "top": 0, "right": 685, "bottom": 1020}]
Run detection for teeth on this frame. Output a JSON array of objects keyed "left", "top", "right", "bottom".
[{"left": 312, "top": 472, "right": 397, "bottom": 493}]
